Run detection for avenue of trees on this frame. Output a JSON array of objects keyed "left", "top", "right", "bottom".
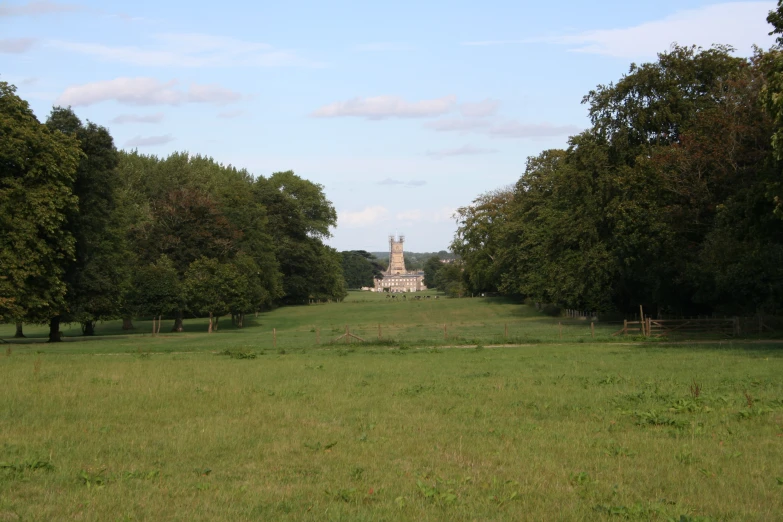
[
  {"left": 1, "top": 85, "right": 346, "bottom": 340},
  {"left": 451, "top": 11, "right": 783, "bottom": 316}
]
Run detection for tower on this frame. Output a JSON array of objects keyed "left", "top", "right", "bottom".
[{"left": 387, "top": 234, "right": 406, "bottom": 275}]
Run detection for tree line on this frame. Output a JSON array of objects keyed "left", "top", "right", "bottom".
[
  {"left": 1, "top": 84, "right": 346, "bottom": 340},
  {"left": 450, "top": 11, "right": 783, "bottom": 316}
]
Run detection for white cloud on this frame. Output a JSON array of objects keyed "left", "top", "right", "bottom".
[
  {"left": 56, "top": 77, "right": 243, "bottom": 107},
  {"left": 312, "top": 95, "right": 457, "bottom": 120},
  {"left": 50, "top": 32, "right": 319, "bottom": 68},
  {"left": 339, "top": 206, "right": 389, "bottom": 228},
  {"left": 394, "top": 207, "right": 456, "bottom": 223},
  {"left": 426, "top": 145, "right": 498, "bottom": 159},
  {"left": 396, "top": 210, "right": 424, "bottom": 221},
  {"left": 487, "top": 121, "right": 581, "bottom": 139},
  {"left": 0, "top": 38, "right": 36, "bottom": 53},
  {"left": 0, "top": 1, "right": 83, "bottom": 16},
  {"left": 110, "top": 112, "right": 164, "bottom": 124},
  {"left": 125, "top": 134, "right": 175, "bottom": 147},
  {"left": 217, "top": 109, "right": 244, "bottom": 119},
  {"left": 378, "top": 178, "right": 405, "bottom": 185},
  {"left": 463, "top": 2, "right": 775, "bottom": 58},
  {"left": 459, "top": 99, "right": 499, "bottom": 118},
  {"left": 424, "top": 118, "right": 491, "bottom": 132},
  {"left": 377, "top": 178, "right": 427, "bottom": 186},
  {"left": 426, "top": 117, "right": 579, "bottom": 139},
  {"left": 188, "top": 83, "right": 242, "bottom": 104}
]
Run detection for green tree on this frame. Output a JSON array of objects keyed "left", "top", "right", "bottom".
[
  {"left": 0, "top": 83, "right": 81, "bottom": 328},
  {"left": 45, "top": 107, "right": 126, "bottom": 338},
  {"left": 341, "top": 250, "right": 383, "bottom": 289},
  {"left": 422, "top": 255, "right": 443, "bottom": 289},
  {"left": 126, "top": 255, "right": 182, "bottom": 334},
  {"left": 184, "top": 257, "right": 247, "bottom": 332}
]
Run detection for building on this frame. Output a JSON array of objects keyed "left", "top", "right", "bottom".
[{"left": 373, "top": 235, "right": 427, "bottom": 293}]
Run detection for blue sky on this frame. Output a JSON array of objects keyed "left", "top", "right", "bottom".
[{"left": 1, "top": 0, "right": 775, "bottom": 252}]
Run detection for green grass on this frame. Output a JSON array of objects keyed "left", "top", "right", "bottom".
[{"left": 2, "top": 294, "right": 783, "bottom": 520}]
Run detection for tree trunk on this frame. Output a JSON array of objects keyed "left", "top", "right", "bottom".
[
  {"left": 214, "top": 315, "right": 219, "bottom": 332},
  {"left": 122, "top": 317, "right": 135, "bottom": 330},
  {"left": 239, "top": 313, "right": 244, "bottom": 328},
  {"left": 157, "top": 315, "right": 162, "bottom": 335},
  {"left": 208, "top": 312, "right": 213, "bottom": 333},
  {"left": 171, "top": 310, "right": 184, "bottom": 332},
  {"left": 82, "top": 321, "right": 96, "bottom": 336},
  {"left": 48, "top": 316, "right": 62, "bottom": 343},
  {"left": 14, "top": 322, "right": 25, "bottom": 338},
  {"left": 152, "top": 316, "right": 157, "bottom": 336}
]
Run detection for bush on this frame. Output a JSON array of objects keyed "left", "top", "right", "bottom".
[{"left": 542, "top": 304, "right": 561, "bottom": 317}]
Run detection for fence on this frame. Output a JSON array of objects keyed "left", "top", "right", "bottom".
[{"left": 612, "top": 316, "right": 777, "bottom": 338}]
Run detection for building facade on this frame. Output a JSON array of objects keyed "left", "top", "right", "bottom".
[{"left": 373, "top": 235, "right": 426, "bottom": 292}]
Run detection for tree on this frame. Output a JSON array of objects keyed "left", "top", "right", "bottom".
[
  {"left": 183, "top": 257, "right": 247, "bottom": 332},
  {"left": 0, "top": 83, "right": 81, "bottom": 330},
  {"left": 451, "top": 187, "right": 514, "bottom": 294},
  {"left": 422, "top": 255, "right": 443, "bottom": 289},
  {"left": 341, "top": 250, "right": 384, "bottom": 289},
  {"left": 45, "top": 107, "right": 126, "bottom": 338},
  {"left": 254, "top": 171, "right": 343, "bottom": 303},
  {"left": 126, "top": 255, "right": 182, "bottom": 334}
]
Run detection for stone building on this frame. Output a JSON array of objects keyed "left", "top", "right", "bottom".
[{"left": 373, "top": 235, "right": 426, "bottom": 293}]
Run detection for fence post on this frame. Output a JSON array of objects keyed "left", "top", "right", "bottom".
[
  {"left": 646, "top": 317, "right": 651, "bottom": 338},
  {"left": 639, "top": 305, "right": 645, "bottom": 336},
  {"left": 504, "top": 323, "right": 508, "bottom": 339},
  {"left": 444, "top": 324, "right": 448, "bottom": 340},
  {"left": 623, "top": 319, "right": 627, "bottom": 336},
  {"left": 591, "top": 321, "right": 595, "bottom": 339}
]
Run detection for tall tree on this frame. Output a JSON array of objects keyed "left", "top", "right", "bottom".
[
  {"left": 45, "top": 107, "right": 126, "bottom": 338},
  {"left": 0, "top": 84, "right": 81, "bottom": 328}
]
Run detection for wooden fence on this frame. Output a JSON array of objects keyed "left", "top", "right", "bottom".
[{"left": 613, "top": 317, "right": 751, "bottom": 338}]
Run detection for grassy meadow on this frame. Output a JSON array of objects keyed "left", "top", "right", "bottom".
[{"left": 2, "top": 292, "right": 783, "bottom": 520}]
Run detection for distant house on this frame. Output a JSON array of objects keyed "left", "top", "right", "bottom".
[{"left": 373, "top": 235, "right": 426, "bottom": 293}]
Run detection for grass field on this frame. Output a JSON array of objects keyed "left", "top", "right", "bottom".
[{"left": 2, "top": 293, "right": 783, "bottom": 520}]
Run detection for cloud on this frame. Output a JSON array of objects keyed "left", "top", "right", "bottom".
[
  {"left": 396, "top": 210, "right": 424, "bottom": 221},
  {"left": 377, "top": 178, "right": 427, "bottom": 186},
  {"left": 426, "top": 145, "right": 498, "bottom": 159},
  {"left": 217, "top": 109, "right": 244, "bottom": 119},
  {"left": 0, "top": 37, "right": 36, "bottom": 53},
  {"left": 312, "top": 95, "right": 457, "bottom": 120},
  {"left": 424, "top": 118, "right": 491, "bottom": 132},
  {"left": 426, "top": 117, "right": 579, "bottom": 139},
  {"left": 355, "top": 42, "right": 413, "bottom": 51},
  {"left": 459, "top": 99, "right": 499, "bottom": 118},
  {"left": 124, "top": 134, "right": 175, "bottom": 147},
  {"left": 188, "top": 83, "right": 242, "bottom": 104},
  {"left": 0, "top": 1, "right": 83, "bottom": 16},
  {"left": 50, "top": 32, "right": 319, "bottom": 68},
  {"left": 110, "top": 112, "right": 164, "bottom": 124},
  {"left": 487, "top": 121, "right": 581, "bottom": 139},
  {"left": 463, "top": 2, "right": 774, "bottom": 59},
  {"left": 378, "top": 178, "right": 405, "bottom": 185},
  {"left": 339, "top": 206, "right": 389, "bottom": 228},
  {"left": 56, "top": 77, "right": 243, "bottom": 107},
  {"left": 393, "top": 207, "right": 456, "bottom": 223}
]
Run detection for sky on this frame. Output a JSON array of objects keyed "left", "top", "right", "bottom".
[{"left": 1, "top": 0, "right": 776, "bottom": 252}]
